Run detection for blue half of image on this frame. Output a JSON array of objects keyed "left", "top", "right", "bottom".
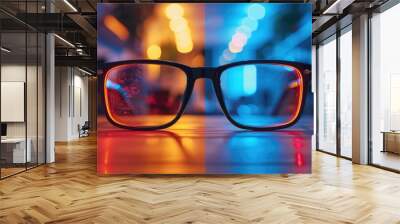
[{"left": 203, "top": 3, "right": 312, "bottom": 116}]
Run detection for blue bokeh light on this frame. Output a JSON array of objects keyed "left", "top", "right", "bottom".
[{"left": 247, "top": 4, "right": 266, "bottom": 20}]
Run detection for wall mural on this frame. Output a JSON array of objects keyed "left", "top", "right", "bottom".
[{"left": 97, "top": 3, "right": 313, "bottom": 174}]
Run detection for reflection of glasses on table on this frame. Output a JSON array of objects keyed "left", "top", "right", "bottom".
[{"left": 102, "top": 60, "right": 311, "bottom": 131}]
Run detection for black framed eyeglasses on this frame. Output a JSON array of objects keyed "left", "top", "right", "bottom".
[{"left": 102, "top": 59, "right": 311, "bottom": 131}]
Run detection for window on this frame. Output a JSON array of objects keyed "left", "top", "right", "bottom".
[
  {"left": 371, "top": 3, "right": 400, "bottom": 171},
  {"left": 317, "top": 36, "right": 337, "bottom": 154},
  {"left": 339, "top": 28, "right": 352, "bottom": 158},
  {"left": 0, "top": 1, "right": 46, "bottom": 179}
]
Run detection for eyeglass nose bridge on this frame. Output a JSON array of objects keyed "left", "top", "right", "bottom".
[{"left": 191, "top": 67, "right": 217, "bottom": 79}]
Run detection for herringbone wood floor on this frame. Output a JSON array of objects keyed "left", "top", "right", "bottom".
[{"left": 1, "top": 135, "right": 400, "bottom": 224}]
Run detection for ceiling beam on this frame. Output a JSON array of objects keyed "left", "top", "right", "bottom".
[{"left": 55, "top": 55, "right": 96, "bottom": 70}]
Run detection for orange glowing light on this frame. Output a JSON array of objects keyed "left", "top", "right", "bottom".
[
  {"left": 165, "top": 4, "right": 184, "bottom": 19},
  {"left": 147, "top": 44, "right": 162, "bottom": 59},
  {"left": 288, "top": 80, "right": 300, "bottom": 88},
  {"left": 165, "top": 4, "right": 193, "bottom": 54},
  {"left": 146, "top": 64, "right": 161, "bottom": 82},
  {"left": 104, "top": 15, "right": 129, "bottom": 41},
  {"left": 169, "top": 18, "right": 189, "bottom": 33},
  {"left": 175, "top": 32, "right": 193, "bottom": 53}
]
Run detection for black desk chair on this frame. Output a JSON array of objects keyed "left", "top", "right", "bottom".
[{"left": 78, "top": 121, "right": 90, "bottom": 138}]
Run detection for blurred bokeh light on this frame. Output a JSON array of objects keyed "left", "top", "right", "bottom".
[{"left": 98, "top": 3, "right": 312, "bottom": 116}]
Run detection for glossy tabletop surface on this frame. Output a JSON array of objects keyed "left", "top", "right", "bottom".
[{"left": 97, "top": 115, "right": 312, "bottom": 174}]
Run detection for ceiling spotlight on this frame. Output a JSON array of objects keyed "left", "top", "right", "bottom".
[
  {"left": 63, "top": 0, "right": 78, "bottom": 12},
  {"left": 54, "top": 34, "right": 75, "bottom": 48},
  {"left": 1, "top": 47, "right": 11, "bottom": 53},
  {"left": 76, "top": 48, "right": 85, "bottom": 55},
  {"left": 78, "top": 67, "right": 94, "bottom": 76},
  {"left": 322, "top": 0, "right": 353, "bottom": 15}
]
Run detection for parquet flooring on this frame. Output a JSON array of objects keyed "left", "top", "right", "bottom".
[{"left": 1, "top": 135, "right": 400, "bottom": 223}]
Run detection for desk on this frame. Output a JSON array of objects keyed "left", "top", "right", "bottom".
[
  {"left": 382, "top": 131, "right": 400, "bottom": 154},
  {"left": 97, "top": 115, "right": 313, "bottom": 175},
  {"left": 1, "top": 138, "right": 31, "bottom": 164}
]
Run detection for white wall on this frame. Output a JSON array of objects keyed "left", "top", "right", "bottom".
[
  {"left": 54, "top": 67, "right": 89, "bottom": 141},
  {"left": 55, "top": 67, "right": 69, "bottom": 141},
  {"left": 1, "top": 82, "right": 25, "bottom": 122},
  {"left": 72, "top": 73, "right": 89, "bottom": 138},
  {"left": 1, "top": 65, "right": 29, "bottom": 138}
]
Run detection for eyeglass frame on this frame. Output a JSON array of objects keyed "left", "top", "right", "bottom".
[{"left": 101, "top": 59, "right": 311, "bottom": 131}]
